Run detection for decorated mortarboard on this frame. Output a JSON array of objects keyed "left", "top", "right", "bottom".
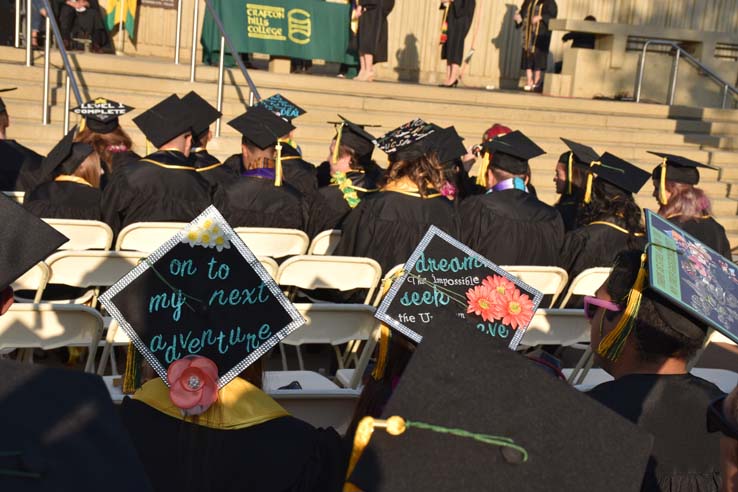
[
  {"left": 648, "top": 151, "right": 719, "bottom": 205},
  {"left": 98, "top": 205, "right": 304, "bottom": 391},
  {"left": 0, "top": 360, "right": 152, "bottom": 491},
  {"left": 346, "top": 320, "right": 653, "bottom": 492},
  {"left": 376, "top": 119, "right": 437, "bottom": 162},
  {"left": 39, "top": 126, "right": 94, "bottom": 179},
  {"left": 375, "top": 226, "right": 543, "bottom": 348},
  {"left": 424, "top": 126, "right": 466, "bottom": 165},
  {"left": 181, "top": 91, "right": 222, "bottom": 139},
  {"left": 71, "top": 97, "right": 134, "bottom": 134},
  {"left": 484, "top": 130, "right": 545, "bottom": 175},
  {"left": 257, "top": 93, "right": 306, "bottom": 122},
  {"left": 329, "top": 114, "right": 377, "bottom": 164},
  {"left": 0, "top": 194, "right": 68, "bottom": 292},
  {"left": 0, "top": 87, "right": 17, "bottom": 113},
  {"left": 132, "top": 94, "right": 193, "bottom": 149}
]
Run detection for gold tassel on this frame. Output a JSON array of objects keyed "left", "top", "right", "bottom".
[
  {"left": 596, "top": 253, "right": 648, "bottom": 361},
  {"left": 79, "top": 117, "right": 86, "bottom": 133},
  {"left": 566, "top": 151, "right": 574, "bottom": 195},
  {"left": 582, "top": 160, "right": 601, "bottom": 204},
  {"left": 145, "top": 139, "right": 152, "bottom": 155},
  {"left": 475, "top": 152, "right": 490, "bottom": 188},
  {"left": 658, "top": 157, "right": 668, "bottom": 206},
  {"left": 372, "top": 325, "right": 391, "bottom": 380},
  {"left": 274, "top": 141, "right": 283, "bottom": 187},
  {"left": 122, "top": 342, "right": 141, "bottom": 394},
  {"left": 345, "top": 416, "right": 407, "bottom": 484},
  {"left": 332, "top": 123, "right": 344, "bottom": 164}
]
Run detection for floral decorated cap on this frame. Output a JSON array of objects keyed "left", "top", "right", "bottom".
[
  {"left": 71, "top": 97, "right": 134, "bottom": 134},
  {"left": 99, "top": 205, "right": 304, "bottom": 390},
  {"left": 257, "top": 93, "right": 306, "bottom": 123}
]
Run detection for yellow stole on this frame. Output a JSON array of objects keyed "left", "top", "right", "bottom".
[
  {"left": 54, "top": 175, "right": 93, "bottom": 187},
  {"left": 382, "top": 177, "right": 442, "bottom": 199}
]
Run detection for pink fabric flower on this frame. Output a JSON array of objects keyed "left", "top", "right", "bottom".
[
  {"left": 466, "top": 284, "right": 497, "bottom": 322},
  {"left": 167, "top": 356, "right": 219, "bottom": 416},
  {"left": 491, "top": 289, "right": 535, "bottom": 330},
  {"left": 440, "top": 181, "right": 457, "bottom": 201},
  {"left": 481, "top": 275, "right": 516, "bottom": 299}
]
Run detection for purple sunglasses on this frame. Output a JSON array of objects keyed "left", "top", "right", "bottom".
[{"left": 583, "top": 295, "right": 621, "bottom": 320}]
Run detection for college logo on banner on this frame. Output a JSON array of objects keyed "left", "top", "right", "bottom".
[{"left": 288, "top": 9, "right": 311, "bottom": 44}]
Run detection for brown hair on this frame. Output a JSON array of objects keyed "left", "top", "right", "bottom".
[
  {"left": 386, "top": 152, "right": 446, "bottom": 196},
  {"left": 658, "top": 181, "right": 712, "bottom": 221},
  {"left": 75, "top": 126, "right": 133, "bottom": 171},
  {"left": 0, "top": 111, "right": 8, "bottom": 131},
  {"left": 338, "top": 144, "right": 362, "bottom": 171},
  {"left": 74, "top": 153, "right": 103, "bottom": 188}
]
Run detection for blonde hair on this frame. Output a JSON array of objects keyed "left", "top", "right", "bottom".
[
  {"left": 386, "top": 152, "right": 446, "bottom": 196},
  {"left": 74, "top": 152, "right": 103, "bottom": 188}
]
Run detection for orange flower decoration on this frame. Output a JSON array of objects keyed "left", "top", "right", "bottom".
[
  {"left": 482, "top": 275, "right": 516, "bottom": 300},
  {"left": 492, "top": 289, "right": 535, "bottom": 330},
  {"left": 167, "top": 355, "right": 219, "bottom": 416},
  {"left": 466, "top": 285, "right": 497, "bottom": 322}
]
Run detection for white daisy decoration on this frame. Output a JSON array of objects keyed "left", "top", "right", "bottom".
[{"left": 183, "top": 226, "right": 203, "bottom": 247}]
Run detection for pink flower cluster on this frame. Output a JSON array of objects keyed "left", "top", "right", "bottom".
[{"left": 465, "top": 275, "right": 534, "bottom": 330}]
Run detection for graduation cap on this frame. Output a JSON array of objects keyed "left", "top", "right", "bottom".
[
  {"left": 0, "top": 87, "right": 17, "bottom": 113},
  {"left": 329, "top": 114, "right": 377, "bottom": 164},
  {"left": 476, "top": 124, "right": 512, "bottom": 188},
  {"left": 181, "top": 91, "right": 222, "bottom": 143},
  {"left": 132, "top": 94, "right": 193, "bottom": 149},
  {"left": 257, "top": 93, "right": 306, "bottom": 122},
  {"left": 648, "top": 151, "right": 718, "bottom": 206},
  {"left": 484, "top": 130, "right": 545, "bottom": 175},
  {"left": 423, "top": 126, "right": 466, "bottom": 165},
  {"left": 98, "top": 205, "right": 304, "bottom": 393},
  {"left": 0, "top": 360, "right": 152, "bottom": 491},
  {"left": 582, "top": 152, "right": 650, "bottom": 203},
  {"left": 560, "top": 138, "right": 600, "bottom": 195},
  {"left": 376, "top": 119, "right": 437, "bottom": 162},
  {"left": 39, "top": 126, "right": 94, "bottom": 180},
  {"left": 346, "top": 322, "right": 653, "bottom": 492},
  {"left": 71, "top": 97, "right": 134, "bottom": 134},
  {"left": 0, "top": 194, "right": 68, "bottom": 293}
]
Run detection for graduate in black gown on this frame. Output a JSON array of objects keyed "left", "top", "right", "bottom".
[
  {"left": 559, "top": 152, "right": 650, "bottom": 307},
  {"left": 334, "top": 119, "right": 458, "bottom": 273},
  {"left": 101, "top": 94, "right": 213, "bottom": 235},
  {"left": 649, "top": 151, "right": 731, "bottom": 258},
  {"left": 460, "top": 130, "right": 564, "bottom": 266},
  {"left": 553, "top": 138, "right": 597, "bottom": 232},
  {"left": 355, "top": 0, "right": 395, "bottom": 81},
  {"left": 0, "top": 88, "right": 44, "bottom": 192},
  {"left": 586, "top": 249, "right": 723, "bottom": 491},
  {"left": 439, "top": 0, "right": 475, "bottom": 87},
  {"left": 424, "top": 125, "right": 477, "bottom": 201},
  {"left": 217, "top": 106, "right": 312, "bottom": 234},
  {"left": 24, "top": 126, "right": 102, "bottom": 220},
  {"left": 514, "top": 0, "right": 557, "bottom": 91},
  {"left": 181, "top": 91, "right": 238, "bottom": 190}
]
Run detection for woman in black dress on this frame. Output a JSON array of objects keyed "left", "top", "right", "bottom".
[
  {"left": 355, "top": 0, "right": 395, "bottom": 81},
  {"left": 514, "top": 0, "right": 557, "bottom": 91},
  {"left": 439, "top": 0, "right": 475, "bottom": 87},
  {"left": 650, "top": 152, "right": 732, "bottom": 258}
]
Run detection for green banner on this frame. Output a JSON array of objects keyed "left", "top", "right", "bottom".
[{"left": 201, "top": 0, "right": 352, "bottom": 65}]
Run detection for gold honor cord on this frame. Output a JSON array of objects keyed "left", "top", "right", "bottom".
[
  {"left": 567, "top": 151, "right": 574, "bottom": 195},
  {"left": 195, "top": 162, "right": 225, "bottom": 173},
  {"left": 372, "top": 268, "right": 405, "bottom": 381},
  {"left": 54, "top": 175, "right": 93, "bottom": 187},
  {"left": 588, "top": 221, "right": 646, "bottom": 237},
  {"left": 658, "top": 157, "right": 668, "bottom": 206},
  {"left": 332, "top": 122, "right": 344, "bottom": 164}
]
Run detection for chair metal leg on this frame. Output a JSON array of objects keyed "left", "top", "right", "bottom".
[
  {"left": 279, "top": 343, "right": 289, "bottom": 371},
  {"left": 567, "top": 347, "right": 592, "bottom": 384},
  {"left": 296, "top": 346, "right": 305, "bottom": 371}
]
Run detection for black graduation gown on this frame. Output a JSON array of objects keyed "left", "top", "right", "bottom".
[
  {"left": 517, "top": 0, "right": 558, "bottom": 70},
  {"left": 334, "top": 189, "right": 458, "bottom": 274},
  {"left": 358, "top": 0, "right": 395, "bottom": 63},
  {"left": 23, "top": 180, "right": 102, "bottom": 220},
  {"left": 554, "top": 196, "right": 580, "bottom": 233},
  {"left": 588, "top": 374, "right": 723, "bottom": 492},
  {"left": 317, "top": 171, "right": 379, "bottom": 230},
  {"left": 460, "top": 189, "right": 564, "bottom": 266},
  {"left": 441, "top": 0, "right": 475, "bottom": 65},
  {"left": 670, "top": 216, "right": 732, "bottom": 259},
  {"left": 223, "top": 150, "right": 318, "bottom": 199},
  {"left": 558, "top": 220, "right": 645, "bottom": 307},
  {"left": 119, "top": 398, "right": 347, "bottom": 492},
  {"left": 101, "top": 150, "right": 214, "bottom": 235},
  {"left": 217, "top": 175, "right": 311, "bottom": 233},
  {"left": 0, "top": 139, "right": 44, "bottom": 192},
  {"left": 192, "top": 149, "right": 239, "bottom": 191}
]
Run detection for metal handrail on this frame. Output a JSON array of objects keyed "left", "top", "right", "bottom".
[{"left": 635, "top": 39, "right": 738, "bottom": 109}]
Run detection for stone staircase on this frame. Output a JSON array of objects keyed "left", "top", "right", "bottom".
[{"left": 2, "top": 46, "right": 738, "bottom": 247}]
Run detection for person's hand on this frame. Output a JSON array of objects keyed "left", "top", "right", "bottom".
[
  {"left": 513, "top": 12, "right": 523, "bottom": 23},
  {"left": 353, "top": 6, "right": 362, "bottom": 18},
  {"left": 532, "top": 15, "right": 543, "bottom": 25}
]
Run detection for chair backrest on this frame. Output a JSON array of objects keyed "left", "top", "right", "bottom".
[
  {"left": 281, "top": 303, "right": 378, "bottom": 346},
  {"left": 45, "top": 251, "right": 147, "bottom": 289},
  {"left": 519, "top": 309, "right": 590, "bottom": 347},
  {"left": 500, "top": 266, "right": 569, "bottom": 308},
  {"left": 372, "top": 263, "right": 405, "bottom": 307},
  {"left": 11, "top": 262, "right": 51, "bottom": 303},
  {"left": 558, "top": 267, "right": 613, "bottom": 308},
  {"left": 115, "top": 222, "right": 188, "bottom": 252},
  {"left": 0, "top": 303, "right": 104, "bottom": 372},
  {"left": 307, "top": 229, "right": 342, "bottom": 255},
  {"left": 258, "top": 256, "right": 279, "bottom": 279},
  {"left": 277, "top": 255, "right": 382, "bottom": 303},
  {"left": 2, "top": 191, "right": 24, "bottom": 204},
  {"left": 233, "top": 227, "right": 309, "bottom": 258},
  {"left": 43, "top": 218, "right": 114, "bottom": 251}
]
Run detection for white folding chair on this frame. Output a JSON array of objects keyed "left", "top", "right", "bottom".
[
  {"left": 11, "top": 262, "right": 51, "bottom": 303},
  {"left": 43, "top": 218, "right": 114, "bottom": 251},
  {"left": 0, "top": 303, "right": 104, "bottom": 372},
  {"left": 501, "top": 266, "right": 569, "bottom": 308},
  {"left": 2, "top": 191, "right": 24, "bottom": 204},
  {"left": 258, "top": 256, "right": 279, "bottom": 279},
  {"left": 307, "top": 229, "right": 342, "bottom": 255},
  {"left": 234, "top": 227, "right": 310, "bottom": 258},
  {"left": 518, "top": 309, "right": 590, "bottom": 347},
  {"left": 558, "top": 267, "right": 613, "bottom": 308},
  {"left": 115, "top": 222, "right": 188, "bottom": 252}
]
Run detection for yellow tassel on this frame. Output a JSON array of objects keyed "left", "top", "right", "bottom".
[
  {"left": 274, "top": 141, "right": 283, "bottom": 187},
  {"left": 372, "top": 325, "right": 391, "bottom": 380},
  {"left": 122, "top": 342, "right": 140, "bottom": 394},
  {"left": 79, "top": 117, "right": 86, "bottom": 133},
  {"left": 145, "top": 139, "right": 152, "bottom": 155},
  {"left": 345, "top": 416, "right": 406, "bottom": 483},
  {"left": 567, "top": 151, "right": 574, "bottom": 195},
  {"left": 582, "top": 160, "right": 602, "bottom": 204},
  {"left": 597, "top": 253, "right": 648, "bottom": 361},
  {"left": 658, "top": 157, "right": 668, "bottom": 206},
  {"left": 333, "top": 123, "right": 344, "bottom": 165},
  {"left": 475, "top": 152, "right": 490, "bottom": 187}
]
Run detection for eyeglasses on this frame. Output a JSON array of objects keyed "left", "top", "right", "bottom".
[
  {"left": 583, "top": 295, "right": 622, "bottom": 320},
  {"left": 707, "top": 396, "right": 738, "bottom": 440}
]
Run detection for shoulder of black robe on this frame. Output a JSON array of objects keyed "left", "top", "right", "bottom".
[
  {"left": 281, "top": 144, "right": 319, "bottom": 197},
  {"left": 459, "top": 189, "right": 564, "bottom": 266},
  {"left": 220, "top": 176, "right": 308, "bottom": 232},
  {"left": 2, "top": 140, "right": 44, "bottom": 192},
  {"left": 192, "top": 150, "right": 239, "bottom": 190},
  {"left": 588, "top": 374, "right": 723, "bottom": 491},
  {"left": 24, "top": 181, "right": 102, "bottom": 220},
  {"left": 119, "top": 398, "right": 347, "bottom": 492},
  {"left": 110, "top": 150, "right": 141, "bottom": 173},
  {"left": 675, "top": 216, "right": 732, "bottom": 259},
  {"left": 333, "top": 190, "right": 459, "bottom": 273},
  {"left": 554, "top": 197, "right": 580, "bottom": 233},
  {"left": 0, "top": 140, "right": 25, "bottom": 191},
  {"left": 316, "top": 161, "right": 332, "bottom": 188},
  {"left": 223, "top": 153, "right": 243, "bottom": 175}
]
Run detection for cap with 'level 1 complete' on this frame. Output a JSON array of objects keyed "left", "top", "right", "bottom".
[{"left": 72, "top": 97, "right": 134, "bottom": 134}]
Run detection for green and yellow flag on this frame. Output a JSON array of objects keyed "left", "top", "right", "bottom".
[{"left": 101, "top": 0, "right": 138, "bottom": 40}]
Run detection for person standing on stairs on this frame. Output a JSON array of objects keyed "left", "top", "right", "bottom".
[
  {"left": 354, "top": 0, "right": 395, "bottom": 81},
  {"left": 514, "top": 0, "right": 557, "bottom": 92},
  {"left": 439, "top": 0, "right": 475, "bottom": 87}
]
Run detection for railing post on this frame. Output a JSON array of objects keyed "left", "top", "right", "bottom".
[
  {"left": 174, "top": 0, "right": 183, "bottom": 64},
  {"left": 722, "top": 85, "right": 729, "bottom": 109},
  {"left": 635, "top": 42, "right": 649, "bottom": 103},
  {"left": 215, "top": 35, "right": 225, "bottom": 137},
  {"left": 117, "top": 0, "right": 125, "bottom": 53},
  {"left": 25, "top": 0, "right": 32, "bottom": 66},
  {"left": 667, "top": 48, "right": 681, "bottom": 106},
  {"left": 249, "top": 91, "right": 254, "bottom": 106},
  {"left": 64, "top": 74, "right": 71, "bottom": 134},
  {"left": 42, "top": 16, "right": 50, "bottom": 124},
  {"left": 14, "top": 0, "right": 21, "bottom": 48},
  {"left": 190, "top": 0, "right": 200, "bottom": 82}
]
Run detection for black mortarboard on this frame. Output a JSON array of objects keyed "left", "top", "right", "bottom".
[
  {"left": 348, "top": 325, "right": 653, "bottom": 492},
  {"left": 485, "top": 130, "right": 545, "bottom": 175},
  {"left": 593, "top": 152, "right": 650, "bottom": 195},
  {"left": 181, "top": 91, "right": 222, "bottom": 139},
  {"left": 0, "top": 87, "right": 17, "bottom": 113},
  {"left": 561, "top": 138, "right": 599, "bottom": 167},
  {"left": 0, "top": 360, "right": 152, "bottom": 491},
  {"left": 227, "top": 105, "right": 295, "bottom": 150},
  {"left": 0, "top": 194, "right": 68, "bottom": 292},
  {"left": 71, "top": 97, "right": 134, "bottom": 134},
  {"left": 257, "top": 93, "right": 306, "bottom": 122},
  {"left": 40, "top": 126, "right": 94, "bottom": 179},
  {"left": 132, "top": 94, "right": 193, "bottom": 148},
  {"left": 648, "top": 151, "right": 719, "bottom": 205},
  {"left": 99, "top": 206, "right": 304, "bottom": 390},
  {"left": 376, "top": 119, "right": 437, "bottom": 162},
  {"left": 331, "top": 114, "right": 376, "bottom": 161},
  {"left": 424, "top": 126, "right": 466, "bottom": 165}
]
